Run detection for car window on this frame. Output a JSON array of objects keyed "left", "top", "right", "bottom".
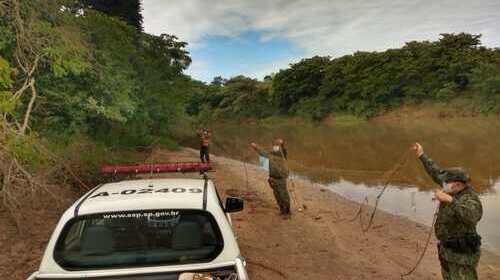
[
  {"left": 54, "top": 210, "right": 224, "bottom": 270},
  {"left": 63, "top": 220, "right": 85, "bottom": 249}
]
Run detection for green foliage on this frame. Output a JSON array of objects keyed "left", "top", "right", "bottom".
[
  {"left": 292, "top": 96, "right": 331, "bottom": 121},
  {"left": 286, "top": 33, "right": 498, "bottom": 118},
  {"left": 188, "top": 75, "right": 275, "bottom": 120},
  {"left": 44, "top": 133, "right": 149, "bottom": 183},
  {"left": 272, "top": 56, "right": 330, "bottom": 113},
  {"left": 33, "top": 11, "right": 138, "bottom": 133},
  {"left": 0, "top": 23, "right": 14, "bottom": 55},
  {"left": 194, "top": 33, "right": 500, "bottom": 121},
  {"left": 0, "top": 0, "right": 198, "bottom": 150},
  {"left": 80, "top": 0, "right": 143, "bottom": 30},
  {"left": 4, "top": 132, "right": 47, "bottom": 171},
  {"left": 470, "top": 62, "right": 500, "bottom": 113},
  {"left": 0, "top": 56, "right": 15, "bottom": 113},
  {"left": 0, "top": 56, "right": 11, "bottom": 88}
]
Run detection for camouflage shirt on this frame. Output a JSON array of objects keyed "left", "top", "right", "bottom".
[
  {"left": 419, "top": 154, "right": 483, "bottom": 265},
  {"left": 254, "top": 145, "right": 289, "bottom": 179}
]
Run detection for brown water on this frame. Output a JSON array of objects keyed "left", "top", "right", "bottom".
[{"left": 189, "top": 117, "right": 500, "bottom": 254}]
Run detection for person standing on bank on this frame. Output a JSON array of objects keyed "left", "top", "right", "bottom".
[
  {"left": 250, "top": 139, "right": 291, "bottom": 218},
  {"left": 197, "top": 128, "right": 211, "bottom": 163},
  {"left": 413, "top": 142, "right": 483, "bottom": 280}
]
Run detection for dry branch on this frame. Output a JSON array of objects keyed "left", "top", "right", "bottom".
[{"left": 0, "top": 0, "right": 54, "bottom": 230}]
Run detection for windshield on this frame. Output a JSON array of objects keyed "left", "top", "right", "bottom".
[{"left": 54, "top": 210, "right": 224, "bottom": 270}]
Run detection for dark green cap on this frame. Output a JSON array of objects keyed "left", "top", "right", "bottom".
[{"left": 443, "top": 167, "right": 470, "bottom": 183}]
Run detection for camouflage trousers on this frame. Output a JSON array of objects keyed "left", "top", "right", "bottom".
[
  {"left": 268, "top": 177, "right": 291, "bottom": 215},
  {"left": 439, "top": 248, "right": 478, "bottom": 280}
]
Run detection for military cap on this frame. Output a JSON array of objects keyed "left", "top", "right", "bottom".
[{"left": 443, "top": 167, "right": 470, "bottom": 183}]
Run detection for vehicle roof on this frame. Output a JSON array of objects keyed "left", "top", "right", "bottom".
[{"left": 74, "top": 178, "right": 214, "bottom": 216}]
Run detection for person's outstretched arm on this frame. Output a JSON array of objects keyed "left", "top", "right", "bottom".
[
  {"left": 250, "top": 143, "right": 269, "bottom": 158},
  {"left": 413, "top": 143, "right": 446, "bottom": 186}
]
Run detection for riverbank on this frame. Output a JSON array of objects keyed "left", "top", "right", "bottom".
[
  {"left": 151, "top": 148, "right": 500, "bottom": 280},
  {"left": 1, "top": 147, "right": 499, "bottom": 280},
  {"left": 198, "top": 98, "right": 499, "bottom": 130},
  {"left": 371, "top": 99, "right": 498, "bottom": 123}
]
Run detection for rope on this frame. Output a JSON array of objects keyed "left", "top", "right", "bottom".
[
  {"left": 210, "top": 140, "right": 251, "bottom": 192},
  {"left": 359, "top": 149, "right": 412, "bottom": 232},
  {"left": 209, "top": 139, "right": 446, "bottom": 279},
  {"left": 199, "top": 137, "right": 459, "bottom": 280},
  {"left": 327, "top": 149, "right": 412, "bottom": 230},
  {"left": 212, "top": 140, "right": 414, "bottom": 222},
  {"left": 211, "top": 139, "right": 411, "bottom": 183},
  {"left": 400, "top": 205, "right": 439, "bottom": 278}
]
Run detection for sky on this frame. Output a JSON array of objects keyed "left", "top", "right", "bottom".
[{"left": 142, "top": 0, "right": 500, "bottom": 83}]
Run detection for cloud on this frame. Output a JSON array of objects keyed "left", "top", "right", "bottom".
[
  {"left": 185, "top": 59, "right": 209, "bottom": 80},
  {"left": 143, "top": 0, "right": 500, "bottom": 57},
  {"left": 248, "top": 58, "right": 298, "bottom": 80},
  {"left": 142, "top": 0, "right": 500, "bottom": 80}
]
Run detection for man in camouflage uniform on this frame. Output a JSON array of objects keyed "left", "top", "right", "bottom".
[
  {"left": 250, "top": 139, "right": 291, "bottom": 218},
  {"left": 414, "top": 143, "right": 483, "bottom": 280}
]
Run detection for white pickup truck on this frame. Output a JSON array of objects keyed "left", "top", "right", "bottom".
[{"left": 28, "top": 176, "right": 248, "bottom": 280}]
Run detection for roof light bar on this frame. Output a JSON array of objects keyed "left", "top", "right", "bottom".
[{"left": 100, "top": 162, "right": 212, "bottom": 174}]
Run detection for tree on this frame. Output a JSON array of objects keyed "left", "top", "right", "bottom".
[
  {"left": 197, "top": 33, "right": 500, "bottom": 120},
  {"left": 272, "top": 56, "right": 330, "bottom": 113},
  {"left": 470, "top": 62, "right": 500, "bottom": 113},
  {"left": 0, "top": 0, "right": 92, "bottom": 227},
  {"left": 80, "top": 0, "right": 143, "bottom": 30},
  {"left": 191, "top": 75, "right": 273, "bottom": 119},
  {"left": 211, "top": 76, "right": 226, "bottom": 86}
]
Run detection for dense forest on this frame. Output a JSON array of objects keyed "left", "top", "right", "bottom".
[
  {"left": 0, "top": 0, "right": 201, "bottom": 222},
  {"left": 0, "top": 0, "right": 201, "bottom": 148},
  {"left": 189, "top": 33, "right": 500, "bottom": 120}
]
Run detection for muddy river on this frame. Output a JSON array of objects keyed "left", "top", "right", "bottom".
[{"left": 189, "top": 117, "right": 500, "bottom": 254}]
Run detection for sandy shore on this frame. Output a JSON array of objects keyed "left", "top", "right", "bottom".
[{"left": 1, "top": 147, "right": 499, "bottom": 280}]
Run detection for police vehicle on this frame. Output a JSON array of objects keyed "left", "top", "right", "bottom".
[{"left": 28, "top": 162, "right": 248, "bottom": 280}]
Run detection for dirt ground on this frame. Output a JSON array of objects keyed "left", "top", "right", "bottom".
[
  {"left": 1, "top": 147, "right": 500, "bottom": 280},
  {"left": 0, "top": 185, "right": 82, "bottom": 280}
]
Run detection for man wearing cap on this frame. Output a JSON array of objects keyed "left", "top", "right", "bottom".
[
  {"left": 250, "top": 139, "right": 291, "bottom": 218},
  {"left": 414, "top": 143, "right": 483, "bottom": 280}
]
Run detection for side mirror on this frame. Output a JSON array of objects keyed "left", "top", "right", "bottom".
[{"left": 225, "top": 197, "right": 244, "bottom": 213}]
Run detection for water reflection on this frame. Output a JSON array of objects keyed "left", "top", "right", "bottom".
[
  {"left": 203, "top": 118, "right": 500, "bottom": 192},
  {"left": 323, "top": 178, "right": 500, "bottom": 254}
]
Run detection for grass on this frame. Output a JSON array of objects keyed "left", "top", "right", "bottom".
[
  {"left": 330, "top": 114, "right": 367, "bottom": 126},
  {"left": 257, "top": 116, "right": 316, "bottom": 128}
]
